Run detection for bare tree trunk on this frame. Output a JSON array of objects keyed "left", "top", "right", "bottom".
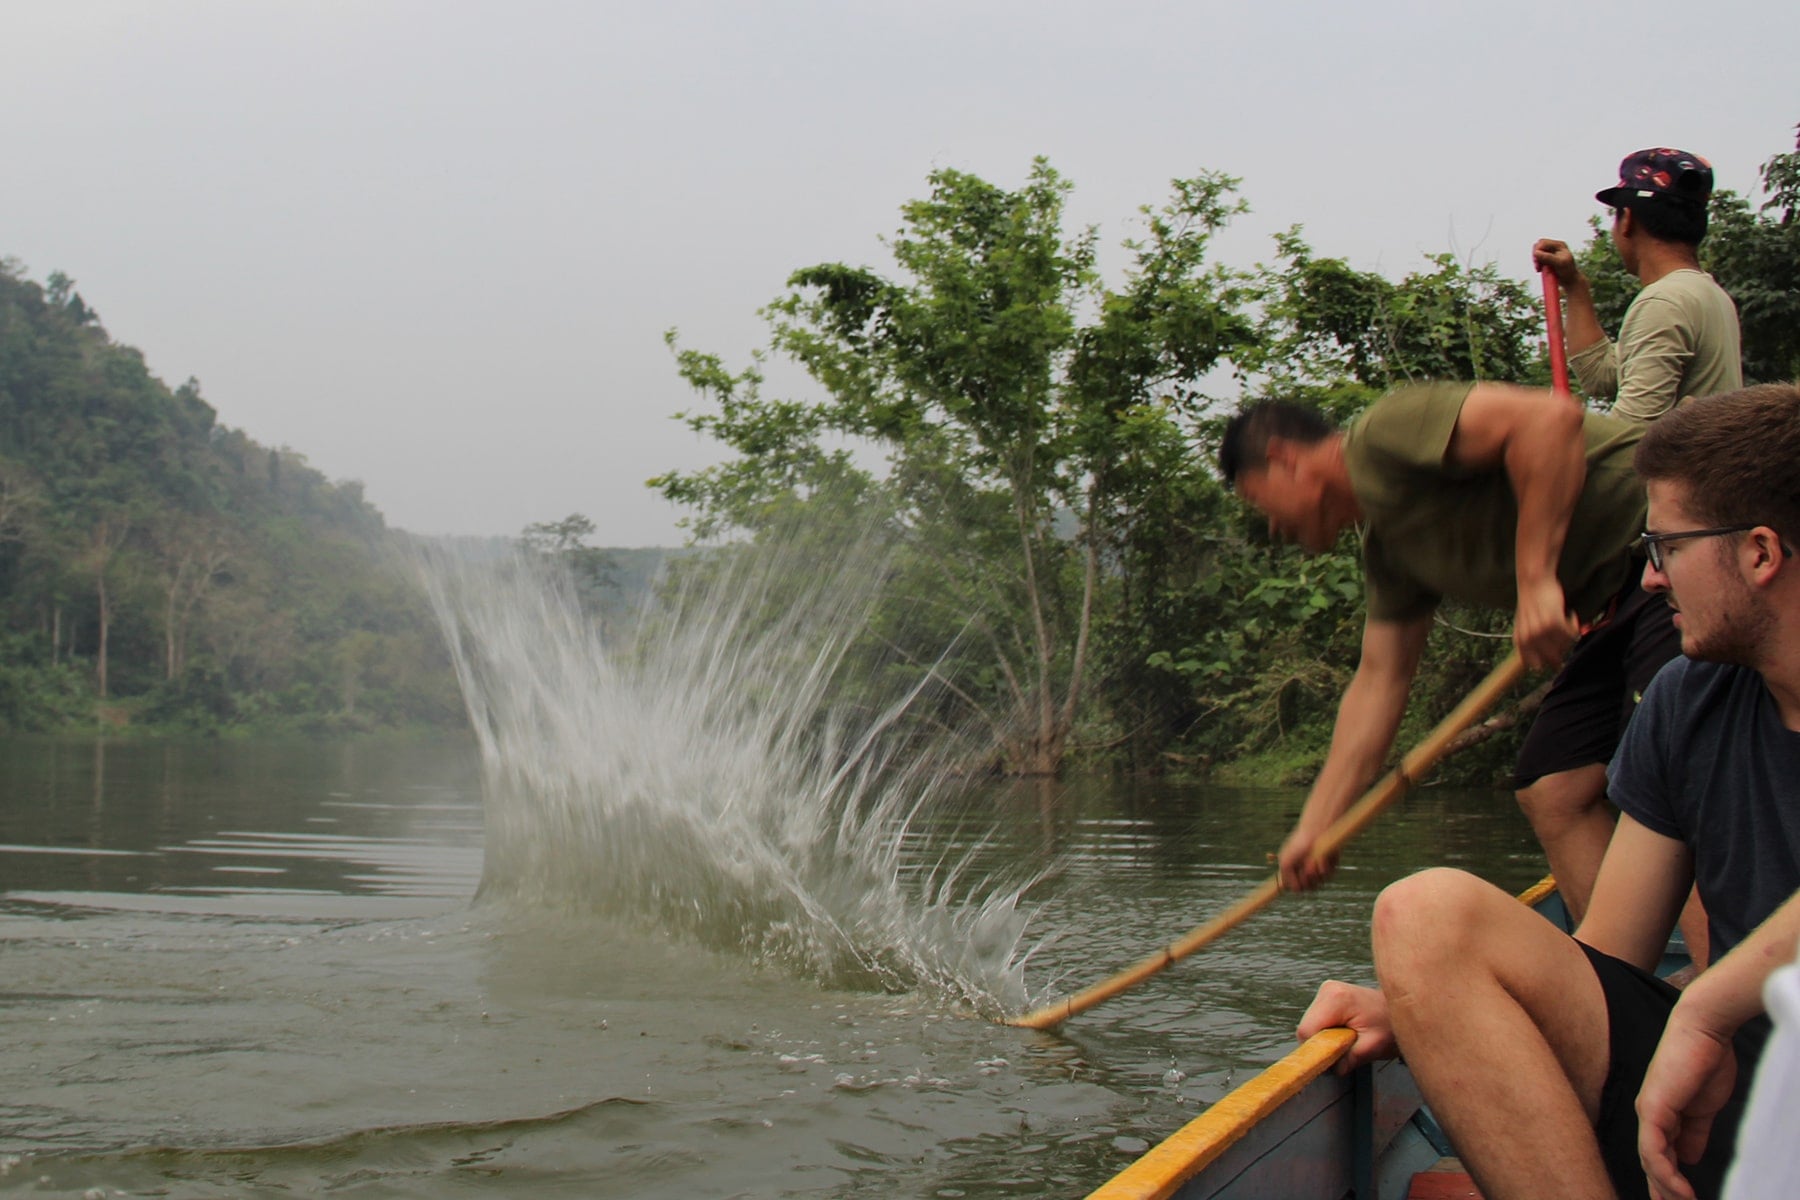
[
  {"left": 96, "top": 572, "right": 110, "bottom": 699},
  {"left": 1442, "top": 678, "right": 1553, "bottom": 755},
  {"left": 164, "top": 574, "right": 181, "bottom": 680},
  {"left": 83, "top": 516, "right": 131, "bottom": 700},
  {"left": 159, "top": 535, "right": 230, "bottom": 682},
  {"left": 1058, "top": 484, "right": 1102, "bottom": 740},
  {"left": 1010, "top": 482, "right": 1071, "bottom": 776}
]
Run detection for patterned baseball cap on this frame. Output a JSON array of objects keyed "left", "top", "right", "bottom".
[{"left": 1596, "top": 148, "right": 1714, "bottom": 208}]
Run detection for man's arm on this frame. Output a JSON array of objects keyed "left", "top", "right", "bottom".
[
  {"left": 1569, "top": 336, "right": 1622, "bottom": 403},
  {"left": 1638, "top": 892, "right": 1800, "bottom": 1200},
  {"left": 1575, "top": 814, "right": 1694, "bottom": 968},
  {"left": 1444, "top": 382, "right": 1588, "bottom": 669},
  {"left": 1609, "top": 298, "right": 1693, "bottom": 423},
  {"left": 1276, "top": 614, "right": 1431, "bottom": 891},
  {"left": 1532, "top": 239, "right": 1609, "bottom": 358}
]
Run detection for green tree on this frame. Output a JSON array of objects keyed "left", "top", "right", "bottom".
[
  {"left": 520, "top": 511, "right": 622, "bottom": 615},
  {"left": 656, "top": 161, "right": 1255, "bottom": 774},
  {"left": 1705, "top": 128, "right": 1800, "bottom": 382},
  {"left": 1248, "top": 229, "right": 1546, "bottom": 392},
  {"left": 521, "top": 513, "right": 597, "bottom": 554}
]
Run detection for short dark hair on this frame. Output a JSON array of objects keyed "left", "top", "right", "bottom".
[
  {"left": 1622, "top": 196, "right": 1708, "bottom": 246},
  {"left": 1635, "top": 383, "right": 1800, "bottom": 547},
  {"left": 1219, "top": 401, "right": 1338, "bottom": 484}
]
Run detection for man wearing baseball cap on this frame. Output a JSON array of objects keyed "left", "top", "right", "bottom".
[{"left": 1534, "top": 148, "right": 1742, "bottom": 422}]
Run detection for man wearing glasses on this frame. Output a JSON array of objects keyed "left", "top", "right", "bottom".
[
  {"left": 1296, "top": 382, "right": 1800, "bottom": 1200},
  {"left": 1532, "top": 147, "right": 1742, "bottom": 423},
  {"left": 1222, "top": 380, "right": 1674, "bottom": 930}
]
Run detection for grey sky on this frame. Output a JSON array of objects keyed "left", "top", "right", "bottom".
[{"left": 4, "top": 1, "right": 1792, "bottom": 545}]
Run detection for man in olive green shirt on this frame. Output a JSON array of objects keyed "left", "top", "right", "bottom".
[
  {"left": 1534, "top": 147, "right": 1742, "bottom": 421},
  {"left": 1220, "top": 382, "right": 1677, "bottom": 923},
  {"left": 1350, "top": 384, "right": 1645, "bottom": 626}
]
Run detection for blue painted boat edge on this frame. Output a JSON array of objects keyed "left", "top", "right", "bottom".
[{"left": 1155, "top": 1057, "right": 1439, "bottom": 1200}]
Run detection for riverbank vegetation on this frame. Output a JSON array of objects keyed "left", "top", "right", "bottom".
[{"left": 655, "top": 130, "right": 1799, "bottom": 781}]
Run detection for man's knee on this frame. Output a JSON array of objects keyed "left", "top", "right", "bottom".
[
  {"left": 1372, "top": 868, "right": 1496, "bottom": 978},
  {"left": 1515, "top": 764, "right": 1610, "bottom": 827}
]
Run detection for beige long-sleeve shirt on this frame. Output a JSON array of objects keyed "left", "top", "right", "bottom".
[{"left": 1570, "top": 268, "right": 1743, "bottom": 421}]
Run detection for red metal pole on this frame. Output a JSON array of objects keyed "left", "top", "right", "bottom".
[{"left": 1541, "top": 267, "right": 1570, "bottom": 395}]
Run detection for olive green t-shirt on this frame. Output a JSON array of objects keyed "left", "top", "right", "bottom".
[{"left": 1343, "top": 382, "right": 1648, "bottom": 623}]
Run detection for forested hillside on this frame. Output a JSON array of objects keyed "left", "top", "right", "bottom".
[{"left": 0, "top": 259, "right": 461, "bottom": 733}]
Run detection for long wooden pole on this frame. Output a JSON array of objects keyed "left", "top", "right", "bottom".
[{"left": 1009, "top": 649, "right": 1526, "bottom": 1030}]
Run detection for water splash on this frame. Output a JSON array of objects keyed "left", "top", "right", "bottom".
[{"left": 414, "top": 539, "right": 1041, "bottom": 1015}]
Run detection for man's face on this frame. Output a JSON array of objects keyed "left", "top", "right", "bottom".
[
  {"left": 1610, "top": 207, "right": 1640, "bottom": 276},
  {"left": 1642, "top": 479, "right": 1768, "bottom": 665},
  {"left": 1235, "top": 446, "right": 1344, "bottom": 554}
]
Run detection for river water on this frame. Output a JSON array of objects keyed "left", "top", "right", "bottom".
[{"left": 0, "top": 735, "right": 1546, "bottom": 1198}]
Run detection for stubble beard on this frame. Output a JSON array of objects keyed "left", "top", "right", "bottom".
[{"left": 1682, "top": 576, "right": 1773, "bottom": 669}]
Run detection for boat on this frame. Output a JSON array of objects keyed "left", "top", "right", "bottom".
[{"left": 1084, "top": 878, "right": 1691, "bottom": 1200}]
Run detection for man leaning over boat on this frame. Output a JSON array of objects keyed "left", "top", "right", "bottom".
[
  {"left": 1295, "top": 383, "right": 1800, "bottom": 1200},
  {"left": 1220, "top": 380, "right": 1679, "bottom": 935}
]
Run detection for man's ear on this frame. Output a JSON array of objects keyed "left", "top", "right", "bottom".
[
  {"left": 1746, "top": 527, "right": 1788, "bottom": 586},
  {"left": 1615, "top": 207, "right": 1637, "bottom": 240},
  {"left": 1264, "top": 436, "right": 1297, "bottom": 471}
]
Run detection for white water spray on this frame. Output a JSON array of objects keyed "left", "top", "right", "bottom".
[{"left": 415, "top": 540, "right": 1041, "bottom": 1015}]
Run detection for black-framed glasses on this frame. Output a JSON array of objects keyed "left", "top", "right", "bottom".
[{"left": 1636, "top": 525, "right": 1759, "bottom": 572}]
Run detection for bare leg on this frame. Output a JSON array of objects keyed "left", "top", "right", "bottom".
[
  {"left": 1515, "top": 763, "right": 1613, "bottom": 923},
  {"left": 1374, "top": 869, "right": 1617, "bottom": 1200}
]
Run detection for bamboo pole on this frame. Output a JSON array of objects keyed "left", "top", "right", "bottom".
[{"left": 1009, "top": 649, "right": 1526, "bottom": 1030}]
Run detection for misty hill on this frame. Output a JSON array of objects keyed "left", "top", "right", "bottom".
[{"left": 0, "top": 260, "right": 462, "bottom": 732}]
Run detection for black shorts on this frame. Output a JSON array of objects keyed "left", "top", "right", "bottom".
[
  {"left": 1581, "top": 942, "right": 1763, "bottom": 1200},
  {"left": 1513, "top": 565, "right": 1680, "bottom": 787}
]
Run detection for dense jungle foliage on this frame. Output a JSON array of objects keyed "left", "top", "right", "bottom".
[
  {"left": 656, "top": 130, "right": 1799, "bottom": 782},
  {"left": 0, "top": 259, "right": 467, "bottom": 734}
]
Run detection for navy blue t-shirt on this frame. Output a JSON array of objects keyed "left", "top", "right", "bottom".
[{"left": 1607, "top": 656, "right": 1800, "bottom": 958}]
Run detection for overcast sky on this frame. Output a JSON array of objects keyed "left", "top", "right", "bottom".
[{"left": 4, "top": 1, "right": 1793, "bottom": 546}]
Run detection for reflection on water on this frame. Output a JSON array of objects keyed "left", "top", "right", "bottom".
[
  {"left": 0, "top": 737, "right": 482, "bottom": 908},
  {"left": 0, "top": 737, "right": 1544, "bottom": 1197}
]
